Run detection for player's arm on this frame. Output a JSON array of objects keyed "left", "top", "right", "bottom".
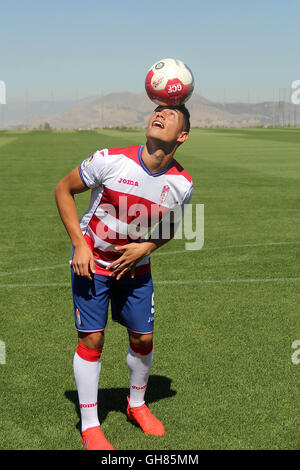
[
  {"left": 106, "top": 218, "right": 177, "bottom": 280},
  {"left": 54, "top": 167, "right": 95, "bottom": 280},
  {"left": 107, "top": 182, "right": 193, "bottom": 280}
]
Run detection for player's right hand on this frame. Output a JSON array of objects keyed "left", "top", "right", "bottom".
[{"left": 71, "top": 244, "right": 95, "bottom": 280}]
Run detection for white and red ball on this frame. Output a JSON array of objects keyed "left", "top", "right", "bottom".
[{"left": 145, "top": 58, "right": 194, "bottom": 106}]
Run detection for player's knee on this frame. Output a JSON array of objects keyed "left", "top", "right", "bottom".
[
  {"left": 78, "top": 331, "right": 105, "bottom": 350},
  {"left": 128, "top": 331, "right": 153, "bottom": 349}
]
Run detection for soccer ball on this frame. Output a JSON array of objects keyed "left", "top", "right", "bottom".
[{"left": 145, "top": 58, "right": 194, "bottom": 106}]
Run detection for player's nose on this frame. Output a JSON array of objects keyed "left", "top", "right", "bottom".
[{"left": 155, "top": 111, "right": 165, "bottom": 120}]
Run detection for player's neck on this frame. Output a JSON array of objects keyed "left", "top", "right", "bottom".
[{"left": 142, "top": 140, "right": 177, "bottom": 174}]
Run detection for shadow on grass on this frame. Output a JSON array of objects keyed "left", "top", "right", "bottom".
[{"left": 65, "top": 374, "right": 176, "bottom": 432}]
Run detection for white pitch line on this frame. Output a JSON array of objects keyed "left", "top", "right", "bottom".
[
  {"left": 0, "top": 241, "right": 298, "bottom": 277},
  {"left": 0, "top": 282, "right": 70, "bottom": 289},
  {"left": 155, "top": 277, "right": 300, "bottom": 285},
  {"left": 0, "top": 264, "right": 67, "bottom": 277},
  {"left": 0, "top": 277, "right": 300, "bottom": 289},
  {"left": 155, "top": 241, "right": 300, "bottom": 256}
]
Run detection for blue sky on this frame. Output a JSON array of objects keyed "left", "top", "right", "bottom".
[{"left": 1, "top": 0, "right": 299, "bottom": 103}]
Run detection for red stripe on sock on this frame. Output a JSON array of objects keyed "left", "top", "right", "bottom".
[
  {"left": 130, "top": 342, "right": 153, "bottom": 356},
  {"left": 76, "top": 342, "right": 102, "bottom": 362}
]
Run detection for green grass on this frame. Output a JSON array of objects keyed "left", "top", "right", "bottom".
[{"left": 0, "top": 127, "right": 299, "bottom": 450}]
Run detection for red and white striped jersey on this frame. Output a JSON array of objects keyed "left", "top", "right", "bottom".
[{"left": 77, "top": 145, "right": 193, "bottom": 276}]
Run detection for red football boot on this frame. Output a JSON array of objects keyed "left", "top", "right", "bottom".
[
  {"left": 81, "top": 426, "right": 115, "bottom": 450},
  {"left": 126, "top": 396, "right": 165, "bottom": 436}
]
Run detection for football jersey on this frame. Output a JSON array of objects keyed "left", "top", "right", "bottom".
[{"left": 77, "top": 145, "right": 193, "bottom": 276}]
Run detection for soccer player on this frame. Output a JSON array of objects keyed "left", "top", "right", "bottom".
[{"left": 55, "top": 105, "right": 193, "bottom": 450}]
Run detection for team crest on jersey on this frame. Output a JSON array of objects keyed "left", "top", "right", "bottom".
[
  {"left": 160, "top": 185, "right": 170, "bottom": 203},
  {"left": 75, "top": 308, "right": 81, "bottom": 325}
]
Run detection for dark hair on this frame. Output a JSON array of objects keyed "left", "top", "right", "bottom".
[
  {"left": 176, "top": 104, "right": 190, "bottom": 133},
  {"left": 154, "top": 104, "right": 190, "bottom": 133}
]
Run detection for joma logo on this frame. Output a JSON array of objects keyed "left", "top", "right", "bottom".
[
  {"left": 118, "top": 177, "right": 139, "bottom": 186},
  {"left": 80, "top": 401, "right": 98, "bottom": 408}
]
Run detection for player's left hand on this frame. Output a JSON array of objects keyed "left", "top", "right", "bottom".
[{"left": 106, "top": 242, "right": 152, "bottom": 280}]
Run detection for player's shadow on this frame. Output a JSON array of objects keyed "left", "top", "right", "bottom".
[{"left": 65, "top": 375, "right": 176, "bottom": 432}]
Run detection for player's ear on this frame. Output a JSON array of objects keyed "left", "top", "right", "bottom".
[{"left": 177, "top": 131, "right": 189, "bottom": 145}]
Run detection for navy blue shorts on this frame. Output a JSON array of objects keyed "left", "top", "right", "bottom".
[{"left": 71, "top": 271, "right": 155, "bottom": 334}]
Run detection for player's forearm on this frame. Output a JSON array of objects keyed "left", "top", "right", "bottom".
[
  {"left": 54, "top": 183, "right": 86, "bottom": 248},
  {"left": 143, "top": 221, "right": 176, "bottom": 254}
]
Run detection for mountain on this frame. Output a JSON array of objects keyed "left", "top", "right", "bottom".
[
  {"left": 0, "top": 92, "right": 299, "bottom": 129},
  {"left": 0, "top": 95, "right": 96, "bottom": 126}
]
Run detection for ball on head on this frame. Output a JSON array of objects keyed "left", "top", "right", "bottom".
[{"left": 145, "top": 58, "right": 194, "bottom": 106}]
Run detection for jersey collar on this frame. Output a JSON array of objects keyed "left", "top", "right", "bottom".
[{"left": 138, "top": 145, "right": 173, "bottom": 177}]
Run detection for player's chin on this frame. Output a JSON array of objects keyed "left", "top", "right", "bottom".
[{"left": 146, "top": 127, "right": 169, "bottom": 142}]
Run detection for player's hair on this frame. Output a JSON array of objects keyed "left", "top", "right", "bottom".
[
  {"left": 176, "top": 105, "right": 190, "bottom": 133},
  {"left": 154, "top": 104, "right": 190, "bottom": 133}
]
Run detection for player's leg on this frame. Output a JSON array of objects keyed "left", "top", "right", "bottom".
[
  {"left": 111, "top": 274, "right": 164, "bottom": 436},
  {"left": 127, "top": 330, "right": 154, "bottom": 408},
  {"left": 78, "top": 330, "right": 105, "bottom": 349},
  {"left": 126, "top": 330, "right": 164, "bottom": 436},
  {"left": 71, "top": 271, "right": 114, "bottom": 450},
  {"left": 73, "top": 331, "right": 104, "bottom": 432}
]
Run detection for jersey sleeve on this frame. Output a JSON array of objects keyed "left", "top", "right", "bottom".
[
  {"left": 169, "top": 180, "right": 194, "bottom": 225},
  {"left": 180, "top": 180, "right": 194, "bottom": 219},
  {"left": 182, "top": 181, "right": 194, "bottom": 207},
  {"left": 78, "top": 149, "right": 108, "bottom": 188}
]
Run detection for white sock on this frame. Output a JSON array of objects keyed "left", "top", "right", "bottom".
[
  {"left": 127, "top": 344, "right": 153, "bottom": 408},
  {"left": 73, "top": 344, "right": 102, "bottom": 432}
]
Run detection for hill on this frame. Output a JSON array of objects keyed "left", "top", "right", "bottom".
[{"left": 0, "top": 92, "right": 299, "bottom": 129}]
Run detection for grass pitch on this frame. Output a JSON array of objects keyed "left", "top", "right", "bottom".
[{"left": 0, "top": 127, "right": 299, "bottom": 450}]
